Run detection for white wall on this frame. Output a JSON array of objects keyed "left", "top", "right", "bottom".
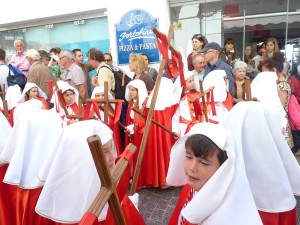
[{"left": 106, "top": 0, "right": 171, "bottom": 76}]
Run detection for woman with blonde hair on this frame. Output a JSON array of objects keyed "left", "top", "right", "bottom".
[{"left": 129, "top": 53, "right": 154, "bottom": 91}]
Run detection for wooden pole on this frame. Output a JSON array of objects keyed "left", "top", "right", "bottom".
[
  {"left": 199, "top": 80, "right": 208, "bottom": 122},
  {"left": 0, "top": 84, "right": 5, "bottom": 100},
  {"left": 0, "top": 84, "right": 9, "bottom": 120},
  {"left": 85, "top": 81, "right": 121, "bottom": 123},
  {"left": 85, "top": 99, "right": 126, "bottom": 131},
  {"left": 132, "top": 97, "right": 148, "bottom": 132},
  {"left": 104, "top": 82, "right": 109, "bottom": 123},
  {"left": 130, "top": 25, "right": 174, "bottom": 195},
  {"left": 131, "top": 107, "right": 175, "bottom": 136}
]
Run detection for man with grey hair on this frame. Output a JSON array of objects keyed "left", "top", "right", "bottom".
[
  {"left": 9, "top": 40, "right": 31, "bottom": 76},
  {"left": 26, "top": 49, "right": 53, "bottom": 99},
  {"left": 59, "top": 50, "right": 87, "bottom": 99},
  {"left": 192, "top": 54, "right": 206, "bottom": 81}
]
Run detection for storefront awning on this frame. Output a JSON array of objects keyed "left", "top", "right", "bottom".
[
  {"left": 169, "top": 0, "right": 221, "bottom": 7},
  {"left": 223, "top": 11, "right": 300, "bottom": 29}
]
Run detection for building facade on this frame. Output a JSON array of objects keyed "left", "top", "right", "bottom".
[{"left": 0, "top": 0, "right": 299, "bottom": 71}]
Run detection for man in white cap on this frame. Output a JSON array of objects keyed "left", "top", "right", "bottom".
[
  {"left": 26, "top": 49, "right": 53, "bottom": 100},
  {"left": 200, "top": 42, "right": 234, "bottom": 98}
]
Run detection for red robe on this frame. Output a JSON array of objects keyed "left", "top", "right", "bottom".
[
  {"left": 258, "top": 209, "right": 297, "bottom": 225},
  {"left": 0, "top": 163, "right": 55, "bottom": 225},
  {"left": 142, "top": 106, "right": 175, "bottom": 188},
  {"left": 124, "top": 101, "right": 146, "bottom": 187},
  {"left": 15, "top": 187, "right": 56, "bottom": 225},
  {"left": 0, "top": 164, "right": 18, "bottom": 225},
  {"left": 168, "top": 184, "right": 196, "bottom": 225}
]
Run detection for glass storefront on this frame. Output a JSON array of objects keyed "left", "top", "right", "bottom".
[
  {"left": 170, "top": 0, "right": 300, "bottom": 71},
  {"left": 0, "top": 17, "right": 110, "bottom": 63}
]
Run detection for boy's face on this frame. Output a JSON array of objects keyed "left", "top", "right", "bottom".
[
  {"left": 103, "top": 139, "right": 116, "bottom": 171},
  {"left": 63, "top": 90, "right": 74, "bottom": 106},
  {"left": 184, "top": 147, "right": 221, "bottom": 191}
]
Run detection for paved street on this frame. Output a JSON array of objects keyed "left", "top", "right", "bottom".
[
  {"left": 137, "top": 187, "right": 300, "bottom": 225},
  {"left": 137, "top": 187, "right": 181, "bottom": 225}
]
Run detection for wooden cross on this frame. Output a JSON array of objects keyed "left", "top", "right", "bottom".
[
  {"left": 84, "top": 99, "right": 126, "bottom": 131},
  {"left": 0, "top": 84, "right": 9, "bottom": 120},
  {"left": 130, "top": 26, "right": 174, "bottom": 195},
  {"left": 131, "top": 107, "right": 175, "bottom": 136},
  {"left": 85, "top": 82, "right": 120, "bottom": 123},
  {"left": 79, "top": 135, "right": 136, "bottom": 225}
]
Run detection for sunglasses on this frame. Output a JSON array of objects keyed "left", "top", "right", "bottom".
[{"left": 104, "top": 59, "right": 112, "bottom": 62}]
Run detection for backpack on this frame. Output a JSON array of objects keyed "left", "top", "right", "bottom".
[
  {"left": 100, "top": 65, "right": 131, "bottom": 100},
  {"left": 7, "top": 64, "right": 27, "bottom": 91}
]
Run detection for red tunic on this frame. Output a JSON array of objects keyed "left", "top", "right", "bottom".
[
  {"left": 142, "top": 106, "right": 175, "bottom": 188},
  {"left": 258, "top": 209, "right": 297, "bottom": 225},
  {"left": 0, "top": 164, "right": 55, "bottom": 225},
  {"left": 15, "top": 187, "right": 56, "bottom": 225},
  {"left": 169, "top": 184, "right": 197, "bottom": 225},
  {"left": 0, "top": 164, "right": 18, "bottom": 225},
  {"left": 124, "top": 101, "right": 146, "bottom": 187}
]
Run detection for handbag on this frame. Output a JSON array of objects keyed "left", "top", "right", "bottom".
[{"left": 7, "top": 64, "right": 27, "bottom": 90}]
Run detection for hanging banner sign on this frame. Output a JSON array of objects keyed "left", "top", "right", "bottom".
[{"left": 116, "top": 9, "right": 159, "bottom": 65}]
